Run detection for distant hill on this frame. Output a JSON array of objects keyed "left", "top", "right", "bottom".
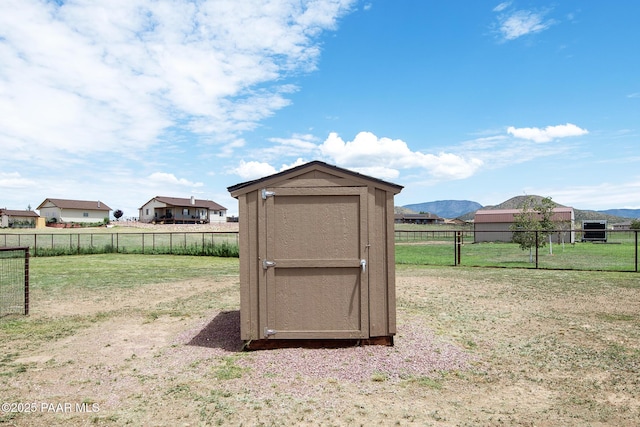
[
  {"left": 455, "top": 195, "right": 632, "bottom": 223},
  {"left": 598, "top": 209, "right": 640, "bottom": 219},
  {"left": 480, "top": 195, "right": 562, "bottom": 210},
  {"left": 402, "top": 200, "right": 482, "bottom": 219}
]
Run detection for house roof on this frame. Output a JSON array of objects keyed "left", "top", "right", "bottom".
[
  {"left": 141, "top": 196, "right": 227, "bottom": 211},
  {"left": 0, "top": 209, "right": 40, "bottom": 218},
  {"left": 395, "top": 213, "right": 442, "bottom": 220},
  {"left": 36, "top": 198, "right": 111, "bottom": 211},
  {"left": 227, "top": 160, "right": 403, "bottom": 196},
  {"left": 474, "top": 207, "right": 574, "bottom": 223}
]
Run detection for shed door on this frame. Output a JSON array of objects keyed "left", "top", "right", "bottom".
[{"left": 260, "top": 186, "right": 369, "bottom": 339}]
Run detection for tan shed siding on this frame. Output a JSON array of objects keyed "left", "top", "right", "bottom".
[
  {"left": 238, "top": 193, "right": 251, "bottom": 340},
  {"left": 386, "top": 191, "right": 397, "bottom": 335},
  {"left": 368, "top": 187, "right": 386, "bottom": 337}
]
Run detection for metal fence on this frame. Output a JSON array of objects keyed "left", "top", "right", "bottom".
[
  {"left": 0, "top": 247, "right": 29, "bottom": 316},
  {"left": 3, "top": 229, "right": 638, "bottom": 272},
  {"left": 395, "top": 229, "right": 639, "bottom": 272},
  {"left": 0, "top": 232, "right": 239, "bottom": 256}
]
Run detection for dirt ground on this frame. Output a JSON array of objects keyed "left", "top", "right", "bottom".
[{"left": 1, "top": 266, "right": 639, "bottom": 426}]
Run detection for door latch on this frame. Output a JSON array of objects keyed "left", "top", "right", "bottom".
[
  {"left": 261, "top": 189, "right": 276, "bottom": 199},
  {"left": 360, "top": 259, "right": 367, "bottom": 272},
  {"left": 262, "top": 260, "right": 276, "bottom": 270}
]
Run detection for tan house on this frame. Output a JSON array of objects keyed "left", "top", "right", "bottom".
[
  {"left": 138, "top": 196, "right": 227, "bottom": 224},
  {"left": 0, "top": 209, "right": 42, "bottom": 228},
  {"left": 37, "top": 199, "right": 111, "bottom": 224},
  {"left": 228, "top": 160, "right": 402, "bottom": 348},
  {"left": 474, "top": 207, "right": 575, "bottom": 243}
]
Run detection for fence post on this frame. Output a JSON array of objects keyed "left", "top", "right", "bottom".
[
  {"left": 453, "top": 234, "right": 457, "bottom": 265},
  {"left": 635, "top": 230, "right": 638, "bottom": 273},
  {"left": 24, "top": 248, "right": 30, "bottom": 315},
  {"left": 535, "top": 231, "right": 539, "bottom": 269}
]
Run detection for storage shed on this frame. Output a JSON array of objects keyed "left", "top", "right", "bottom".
[{"left": 228, "top": 161, "right": 403, "bottom": 348}]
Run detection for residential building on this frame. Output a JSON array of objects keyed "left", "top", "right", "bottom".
[
  {"left": 138, "top": 196, "right": 227, "bottom": 224},
  {"left": 0, "top": 209, "right": 41, "bottom": 228},
  {"left": 37, "top": 199, "right": 111, "bottom": 224}
]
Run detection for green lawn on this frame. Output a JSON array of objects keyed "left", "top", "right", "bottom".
[{"left": 396, "top": 240, "right": 639, "bottom": 272}]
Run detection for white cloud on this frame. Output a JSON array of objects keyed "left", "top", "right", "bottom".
[
  {"left": 493, "top": 2, "right": 511, "bottom": 13},
  {"left": 507, "top": 123, "right": 588, "bottom": 143},
  {"left": 231, "top": 158, "right": 307, "bottom": 181},
  {"left": 319, "top": 131, "right": 483, "bottom": 180},
  {"left": 493, "top": 7, "right": 555, "bottom": 41},
  {"left": 268, "top": 134, "right": 319, "bottom": 150},
  {"left": 0, "top": 172, "right": 36, "bottom": 189},
  {"left": 232, "top": 161, "right": 278, "bottom": 180},
  {"left": 0, "top": 0, "right": 355, "bottom": 161},
  {"left": 147, "top": 172, "right": 203, "bottom": 188}
]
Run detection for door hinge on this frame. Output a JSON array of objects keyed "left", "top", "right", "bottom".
[
  {"left": 261, "top": 189, "right": 276, "bottom": 199},
  {"left": 264, "top": 327, "right": 277, "bottom": 337},
  {"left": 262, "top": 260, "right": 276, "bottom": 269}
]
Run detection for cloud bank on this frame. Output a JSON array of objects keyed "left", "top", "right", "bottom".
[{"left": 0, "top": 0, "right": 355, "bottom": 161}]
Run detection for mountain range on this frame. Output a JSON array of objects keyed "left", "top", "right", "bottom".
[{"left": 401, "top": 197, "right": 640, "bottom": 222}]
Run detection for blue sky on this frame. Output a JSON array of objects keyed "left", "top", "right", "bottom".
[{"left": 1, "top": 0, "right": 639, "bottom": 218}]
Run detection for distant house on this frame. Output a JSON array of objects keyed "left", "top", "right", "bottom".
[
  {"left": 474, "top": 207, "right": 575, "bottom": 243},
  {"left": 394, "top": 213, "right": 444, "bottom": 225},
  {"left": 138, "top": 196, "right": 227, "bottom": 224},
  {"left": 612, "top": 221, "right": 632, "bottom": 231},
  {"left": 37, "top": 198, "right": 112, "bottom": 224},
  {"left": 0, "top": 209, "right": 41, "bottom": 228}
]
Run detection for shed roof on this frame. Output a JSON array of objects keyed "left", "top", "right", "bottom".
[
  {"left": 141, "top": 196, "right": 227, "bottom": 211},
  {"left": 0, "top": 209, "right": 40, "bottom": 218},
  {"left": 474, "top": 207, "right": 574, "bottom": 223},
  {"left": 37, "top": 198, "right": 111, "bottom": 211},
  {"left": 228, "top": 160, "right": 403, "bottom": 197}
]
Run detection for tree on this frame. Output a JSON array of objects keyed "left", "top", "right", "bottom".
[
  {"left": 510, "top": 196, "right": 556, "bottom": 262},
  {"left": 631, "top": 219, "right": 640, "bottom": 230},
  {"left": 113, "top": 209, "right": 124, "bottom": 221}
]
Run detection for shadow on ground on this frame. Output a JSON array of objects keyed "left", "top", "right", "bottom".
[{"left": 187, "top": 310, "right": 244, "bottom": 352}]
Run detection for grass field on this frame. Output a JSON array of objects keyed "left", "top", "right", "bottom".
[
  {"left": 396, "top": 240, "right": 639, "bottom": 272},
  {"left": 1, "top": 254, "right": 639, "bottom": 425}
]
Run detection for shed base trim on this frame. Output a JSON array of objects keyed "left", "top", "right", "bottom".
[{"left": 243, "top": 336, "right": 393, "bottom": 351}]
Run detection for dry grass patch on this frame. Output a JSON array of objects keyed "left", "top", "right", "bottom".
[{"left": 1, "top": 257, "right": 639, "bottom": 426}]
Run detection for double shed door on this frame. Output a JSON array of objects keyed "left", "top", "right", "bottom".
[{"left": 259, "top": 186, "right": 369, "bottom": 339}]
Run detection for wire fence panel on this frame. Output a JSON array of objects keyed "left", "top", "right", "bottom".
[
  {"left": 395, "top": 229, "right": 639, "bottom": 272},
  {"left": 0, "top": 247, "right": 29, "bottom": 317},
  {"left": 3, "top": 229, "right": 638, "bottom": 272},
  {"left": 0, "top": 232, "right": 239, "bottom": 257}
]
